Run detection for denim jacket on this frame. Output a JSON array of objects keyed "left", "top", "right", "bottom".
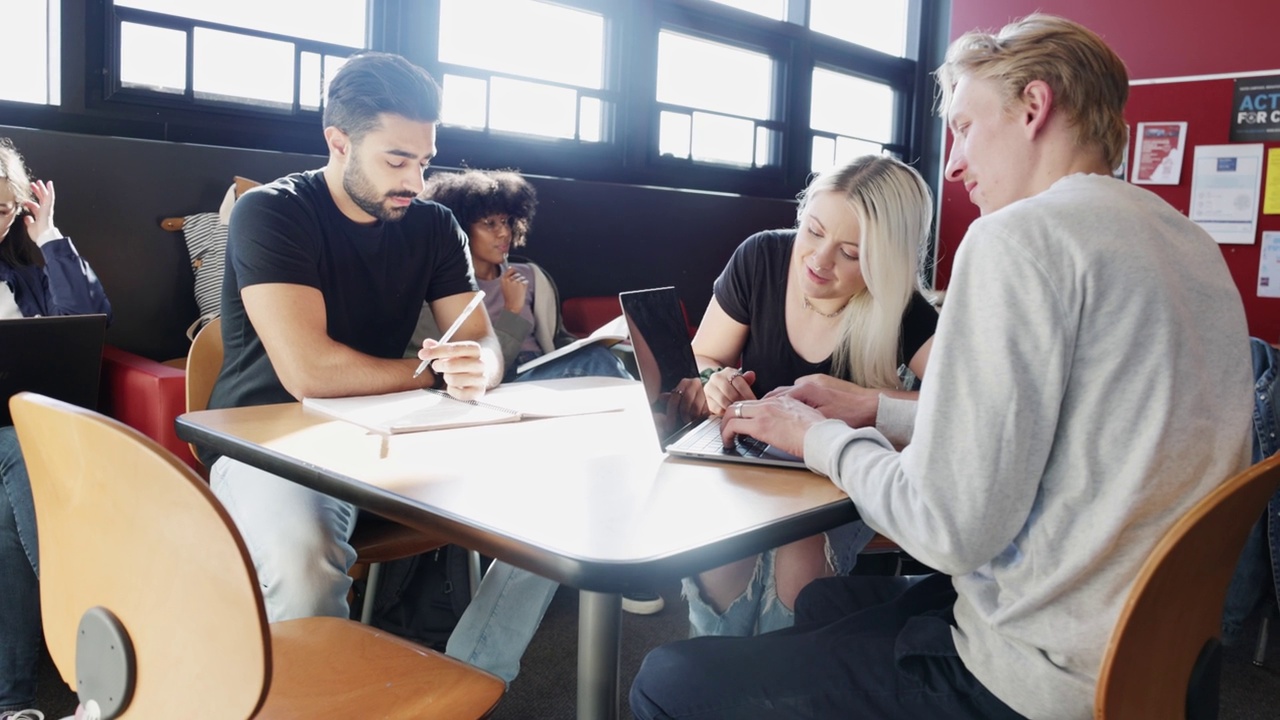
[{"left": 1222, "top": 337, "right": 1280, "bottom": 639}]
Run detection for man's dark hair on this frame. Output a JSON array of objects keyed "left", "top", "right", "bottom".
[
  {"left": 323, "top": 52, "right": 442, "bottom": 141},
  {"left": 421, "top": 169, "right": 538, "bottom": 248}
]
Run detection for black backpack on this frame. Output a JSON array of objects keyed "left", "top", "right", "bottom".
[{"left": 367, "top": 545, "right": 489, "bottom": 651}]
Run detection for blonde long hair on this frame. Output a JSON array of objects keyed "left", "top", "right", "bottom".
[{"left": 799, "top": 155, "right": 933, "bottom": 390}]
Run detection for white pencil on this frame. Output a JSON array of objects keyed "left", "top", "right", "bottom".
[{"left": 412, "top": 290, "right": 486, "bottom": 378}]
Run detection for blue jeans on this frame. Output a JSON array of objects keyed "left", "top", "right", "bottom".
[
  {"left": 631, "top": 573, "right": 1026, "bottom": 720},
  {"left": 683, "top": 520, "right": 876, "bottom": 637},
  {"left": 510, "top": 343, "right": 630, "bottom": 382},
  {"left": 0, "top": 427, "right": 41, "bottom": 712},
  {"left": 446, "top": 343, "right": 632, "bottom": 682},
  {"left": 210, "top": 456, "right": 359, "bottom": 621}
]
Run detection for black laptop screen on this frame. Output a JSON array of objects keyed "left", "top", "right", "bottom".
[
  {"left": 618, "top": 288, "right": 709, "bottom": 447},
  {"left": 0, "top": 314, "right": 108, "bottom": 426}
]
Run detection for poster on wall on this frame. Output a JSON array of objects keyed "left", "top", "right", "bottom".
[
  {"left": 1189, "top": 144, "right": 1264, "bottom": 245},
  {"left": 1258, "top": 232, "right": 1280, "bottom": 298},
  {"left": 1230, "top": 75, "right": 1280, "bottom": 143},
  {"left": 1132, "top": 122, "right": 1187, "bottom": 185},
  {"left": 1265, "top": 148, "right": 1280, "bottom": 215}
]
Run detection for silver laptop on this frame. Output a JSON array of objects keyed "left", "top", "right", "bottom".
[
  {"left": 0, "top": 314, "right": 108, "bottom": 426},
  {"left": 619, "top": 287, "right": 806, "bottom": 469}
]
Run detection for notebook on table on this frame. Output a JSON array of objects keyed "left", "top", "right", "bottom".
[
  {"left": 618, "top": 287, "right": 806, "bottom": 469},
  {"left": 0, "top": 314, "right": 109, "bottom": 426},
  {"left": 303, "top": 380, "right": 628, "bottom": 435}
]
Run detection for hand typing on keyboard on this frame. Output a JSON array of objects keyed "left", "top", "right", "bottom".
[
  {"left": 721, "top": 395, "right": 825, "bottom": 461},
  {"left": 733, "top": 434, "right": 802, "bottom": 462}
]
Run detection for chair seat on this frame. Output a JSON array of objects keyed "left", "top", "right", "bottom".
[
  {"left": 258, "top": 616, "right": 505, "bottom": 718},
  {"left": 352, "top": 513, "right": 448, "bottom": 564},
  {"left": 861, "top": 533, "right": 900, "bottom": 553}
]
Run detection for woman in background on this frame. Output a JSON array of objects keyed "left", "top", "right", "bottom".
[
  {"left": 411, "top": 169, "right": 627, "bottom": 382},
  {"left": 404, "top": 168, "right": 638, "bottom": 686},
  {"left": 1, "top": 137, "right": 112, "bottom": 720},
  {"left": 687, "top": 154, "right": 937, "bottom": 637}
]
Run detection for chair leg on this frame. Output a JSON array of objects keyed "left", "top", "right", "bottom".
[
  {"left": 1253, "top": 610, "right": 1272, "bottom": 667},
  {"left": 360, "top": 561, "right": 383, "bottom": 625}
]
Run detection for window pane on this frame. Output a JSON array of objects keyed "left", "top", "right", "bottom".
[
  {"left": 835, "top": 136, "right": 884, "bottom": 166},
  {"left": 300, "top": 52, "right": 321, "bottom": 109},
  {"left": 300, "top": 53, "right": 346, "bottom": 111},
  {"left": 579, "top": 97, "right": 604, "bottom": 143},
  {"left": 755, "top": 126, "right": 776, "bottom": 167},
  {"left": 660, "top": 111, "right": 691, "bottom": 159},
  {"left": 657, "top": 32, "right": 772, "bottom": 120},
  {"left": 117, "top": 0, "right": 367, "bottom": 47},
  {"left": 193, "top": 28, "right": 294, "bottom": 108},
  {"left": 1, "top": 0, "right": 53, "bottom": 104},
  {"left": 809, "top": 0, "right": 909, "bottom": 57},
  {"left": 489, "top": 77, "right": 576, "bottom": 139},
  {"left": 442, "top": 74, "right": 488, "bottom": 129},
  {"left": 438, "top": 0, "right": 604, "bottom": 90},
  {"left": 811, "top": 136, "right": 836, "bottom": 173},
  {"left": 810, "top": 68, "right": 894, "bottom": 143},
  {"left": 120, "top": 22, "right": 186, "bottom": 93},
  {"left": 705, "top": 0, "right": 785, "bottom": 20},
  {"left": 691, "top": 112, "right": 754, "bottom": 166}
]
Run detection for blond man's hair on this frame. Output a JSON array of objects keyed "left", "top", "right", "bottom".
[{"left": 936, "top": 14, "right": 1129, "bottom": 170}]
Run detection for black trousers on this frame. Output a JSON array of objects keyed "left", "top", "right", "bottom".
[{"left": 629, "top": 573, "right": 1026, "bottom": 719}]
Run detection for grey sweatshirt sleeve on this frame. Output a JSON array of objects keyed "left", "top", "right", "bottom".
[
  {"left": 874, "top": 395, "right": 917, "bottom": 446},
  {"left": 804, "top": 226, "right": 1070, "bottom": 576}
]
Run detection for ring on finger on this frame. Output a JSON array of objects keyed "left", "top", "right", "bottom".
[{"left": 733, "top": 403, "right": 743, "bottom": 419}]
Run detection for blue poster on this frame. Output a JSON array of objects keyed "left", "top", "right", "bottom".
[{"left": 1231, "top": 75, "right": 1280, "bottom": 143}]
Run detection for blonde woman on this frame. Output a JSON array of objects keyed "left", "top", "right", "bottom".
[{"left": 687, "top": 154, "right": 937, "bottom": 636}]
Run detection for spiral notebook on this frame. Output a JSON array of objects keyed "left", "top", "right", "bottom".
[{"left": 303, "top": 380, "right": 625, "bottom": 435}]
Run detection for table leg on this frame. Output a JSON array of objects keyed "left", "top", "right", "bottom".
[{"left": 577, "top": 590, "right": 621, "bottom": 720}]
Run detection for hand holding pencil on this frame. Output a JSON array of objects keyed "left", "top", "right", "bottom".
[{"left": 414, "top": 291, "right": 490, "bottom": 400}]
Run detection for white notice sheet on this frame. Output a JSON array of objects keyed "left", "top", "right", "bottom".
[{"left": 1189, "top": 144, "right": 1264, "bottom": 245}]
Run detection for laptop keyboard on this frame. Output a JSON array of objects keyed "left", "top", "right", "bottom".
[{"left": 673, "top": 417, "right": 771, "bottom": 458}]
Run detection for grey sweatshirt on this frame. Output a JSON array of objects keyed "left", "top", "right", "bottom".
[{"left": 805, "top": 174, "right": 1253, "bottom": 719}]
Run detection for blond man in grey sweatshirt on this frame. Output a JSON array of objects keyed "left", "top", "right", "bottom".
[{"left": 631, "top": 14, "right": 1252, "bottom": 720}]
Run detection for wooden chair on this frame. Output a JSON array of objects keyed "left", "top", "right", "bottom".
[
  {"left": 184, "top": 318, "right": 449, "bottom": 623},
  {"left": 1095, "top": 453, "right": 1280, "bottom": 719},
  {"left": 9, "top": 392, "right": 504, "bottom": 719}
]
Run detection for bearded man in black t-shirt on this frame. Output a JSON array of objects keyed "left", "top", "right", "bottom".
[{"left": 203, "top": 52, "right": 503, "bottom": 623}]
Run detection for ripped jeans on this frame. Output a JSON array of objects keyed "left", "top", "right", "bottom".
[{"left": 683, "top": 520, "right": 875, "bottom": 636}]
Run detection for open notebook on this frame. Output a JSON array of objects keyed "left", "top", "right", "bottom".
[
  {"left": 303, "top": 380, "right": 626, "bottom": 435},
  {"left": 515, "top": 314, "right": 630, "bottom": 375}
]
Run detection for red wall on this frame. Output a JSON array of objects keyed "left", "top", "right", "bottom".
[{"left": 936, "top": 0, "right": 1280, "bottom": 340}]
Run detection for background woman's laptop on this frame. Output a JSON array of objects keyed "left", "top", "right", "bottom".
[
  {"left": 0, "top": 314, "right": 108, "bottom": 426},
  {"left": 619, "top": 287, "right": 806, "bottom": 469}
]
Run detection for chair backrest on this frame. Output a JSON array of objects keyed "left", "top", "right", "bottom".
[
  {"left": 185, "top": 316, "right": 223, "bottom": 465},
  {"left": 10, "top": 392, "right": 270, "bottom": 720},
  {"left": 1095, "top": 453, "right": 1280, "bottom": 719},
  {"left": 186, "top": 316, "right": 223, "bottom": 415}
]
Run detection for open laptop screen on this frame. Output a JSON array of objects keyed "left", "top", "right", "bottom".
[
  {"left": 0, "top": 314, "right": 108, "bottom": 426},
  {"left": 619, "top": 287, "right": 709, "bottom": 448}
]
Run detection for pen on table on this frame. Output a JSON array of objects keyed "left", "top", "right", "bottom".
[{"left": 412, "top": 290, "right": 486, "bottom": 379}]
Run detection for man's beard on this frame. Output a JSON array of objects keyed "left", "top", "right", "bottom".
[{"left": 343, "top": 158, "right": 415, "bottom": 222}]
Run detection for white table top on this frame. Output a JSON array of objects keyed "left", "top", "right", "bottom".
[{"left": 177, "top": 377, "right": 858, "bottom": 592}]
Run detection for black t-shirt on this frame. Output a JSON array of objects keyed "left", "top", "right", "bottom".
[
  {"left": 209, "top": 170, "right": 476, "bottom": 414},
  {"left": 713, "top": 229, "right": 937, "bottom": 396}
]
